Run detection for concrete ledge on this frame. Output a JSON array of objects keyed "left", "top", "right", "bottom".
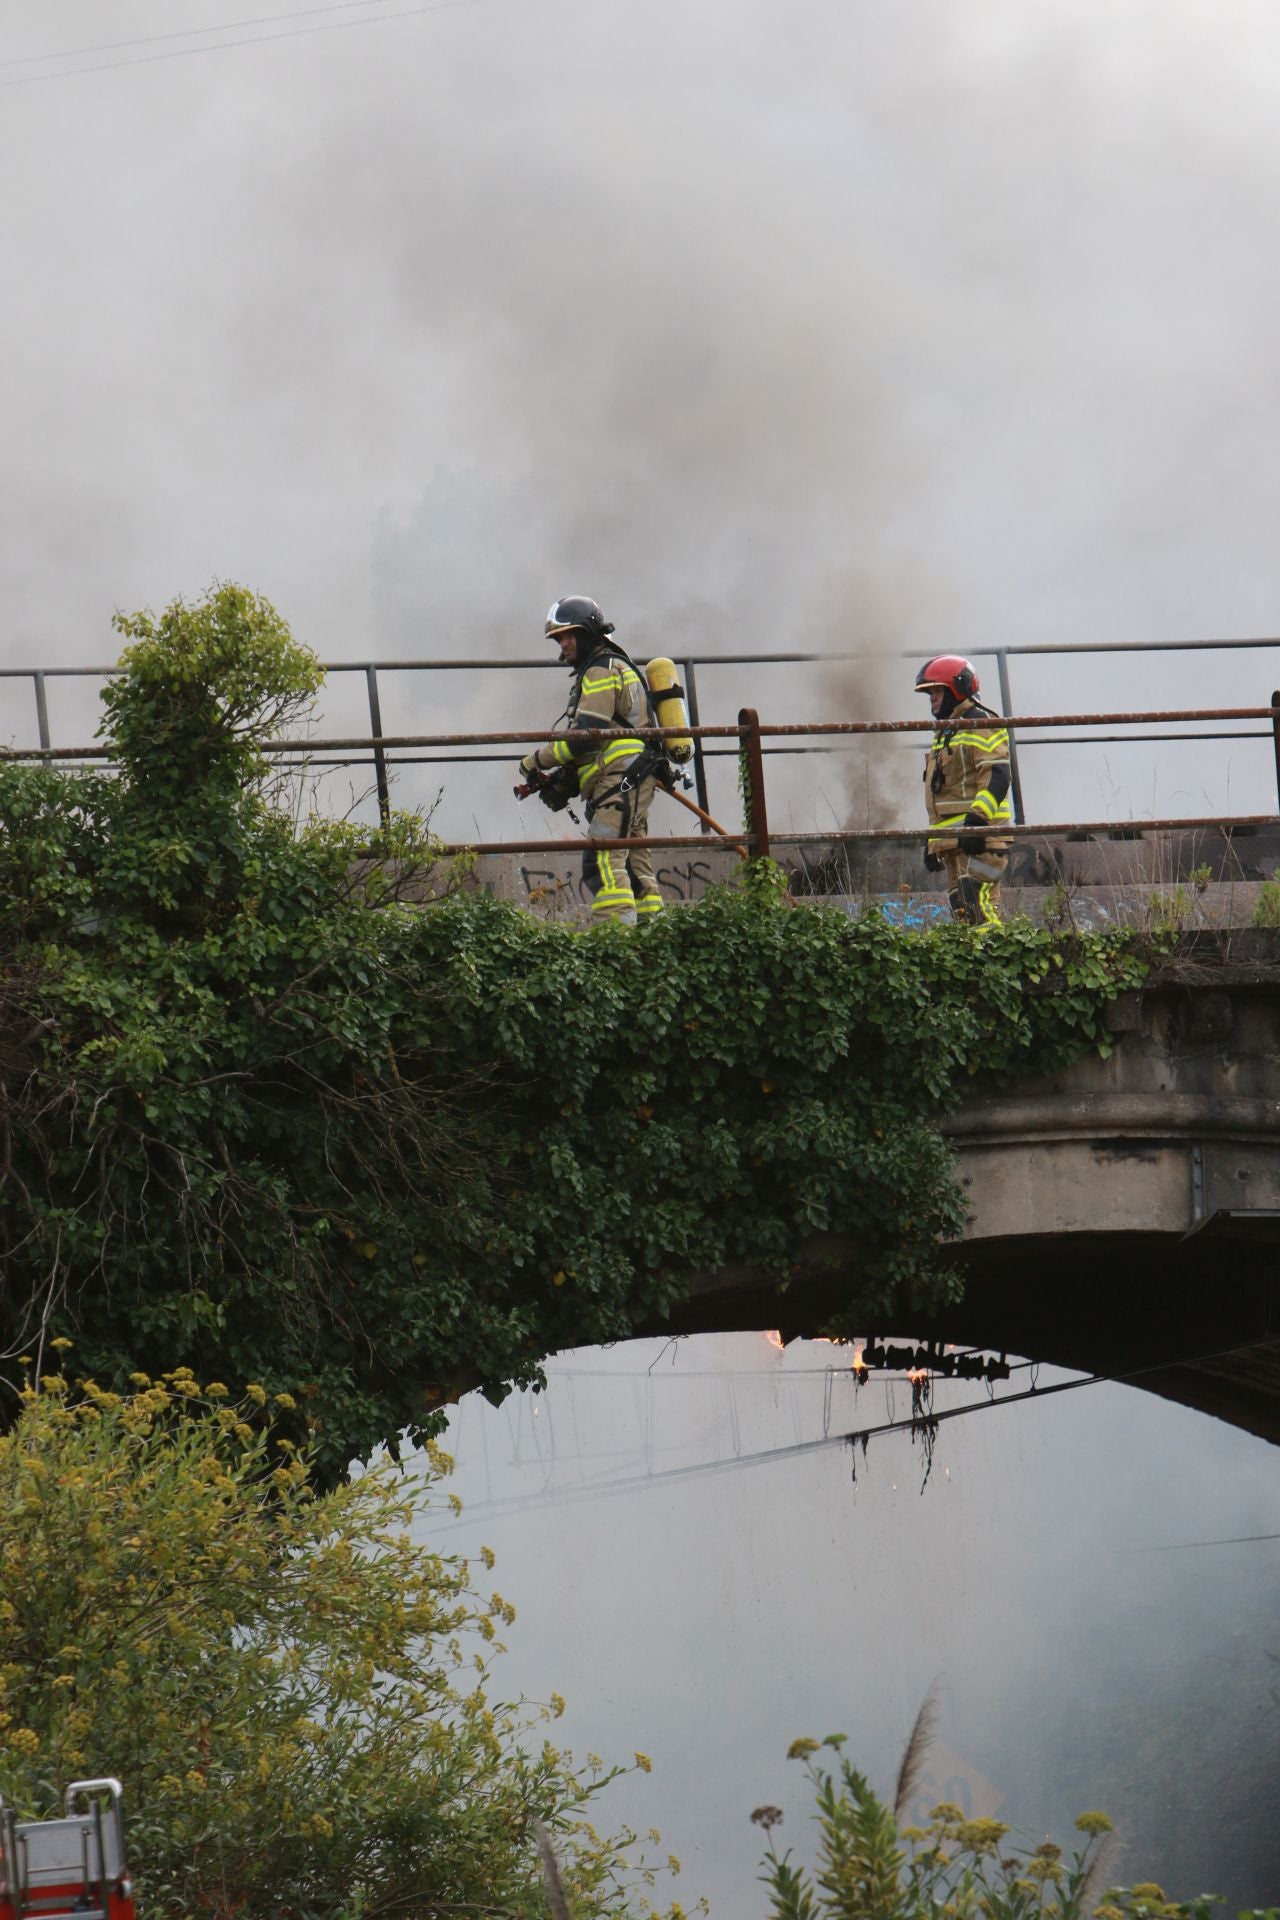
[
  {"left": 464, "top": 826, "right": 1280, "bottom": 930},
  {"left": 946, "top": 1092, "right": 1280, "bottom": 1145}
]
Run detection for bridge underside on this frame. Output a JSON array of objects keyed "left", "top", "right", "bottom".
[{"left": 647, "top": 1223, "right": 1280, "bottom": 1445}]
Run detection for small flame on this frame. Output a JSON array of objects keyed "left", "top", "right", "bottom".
[
  {"left": 907, "top": 1367, "right": 930, "bottom": 1383},
  {"left": 764, "top": 1329, "right": 784, "bottom": 1351},
  {"left": 850, "top": 1343, "right": 868, "bottom": 1373}
]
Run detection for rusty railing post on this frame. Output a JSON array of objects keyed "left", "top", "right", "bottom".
[
  {"left": 738, "top": 706, "right": 770, "bottom": 860},
  {"left": 994, "top": 648, "right": 1026, "bottom": 825},
  {"left": 33, "top": 671, "right": 51, "bottom": 755},
  {"left": 1272, "top": 689, "right": 1280, "bottom": 811},
  {"left": 365, "top": 664, "right": 391, "bottom": 831},
  {"left": 682, "top": 658, "right": 711, "bottom": 831}
]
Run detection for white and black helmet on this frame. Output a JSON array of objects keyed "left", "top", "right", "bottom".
[{"left": 545, "top": 595, "right": 615, "bottom": 645}]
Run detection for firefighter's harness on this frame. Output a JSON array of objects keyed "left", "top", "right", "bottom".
[{"left": 0, "top": 1779, "right": 136, "bottom": 1919}]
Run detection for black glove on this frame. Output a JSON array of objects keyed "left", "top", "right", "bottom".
[
  {"left": 923, "top": 849, "right": 943, "bottom": 874},
  {"left": 513, "top": 757, "right": 542, "bottom": 801},
  {"left": 957, "top": 810, "right": 987, "bottom": 855}
]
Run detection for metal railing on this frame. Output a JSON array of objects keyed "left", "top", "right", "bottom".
[
  {"left": 6, "top": 635, "right": 1280, "bottom": 833},
  {"left": 8, "top": 700, "right": 1280, "bottom": 863}
]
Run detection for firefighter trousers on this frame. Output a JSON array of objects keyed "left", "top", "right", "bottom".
[
  {"left": 942, "top": 848, "right": 1008, "bottom": 928},
  {"left": 583, "top": 775, "right": 663, "bottom": 924}
]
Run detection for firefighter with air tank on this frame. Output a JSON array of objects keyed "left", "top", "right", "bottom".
[
  {"left": 914, "top": 653, "right": 1013, "bottom": 927},
  {"left": 515, "top": 595, "right": 692, "bottom": 925}
]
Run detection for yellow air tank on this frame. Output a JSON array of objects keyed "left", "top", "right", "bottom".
[{"left": 644, "top": 656, "right": 693, "bottom": 763}]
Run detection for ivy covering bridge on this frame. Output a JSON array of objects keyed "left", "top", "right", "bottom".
[{"left": 0, "top": 586, "right": 1150, "bottom": 1478}]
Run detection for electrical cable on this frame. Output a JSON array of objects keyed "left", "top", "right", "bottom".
[
  {"left": 841, "top": 1336, "right": 1280, "bottom": 1452},
  {"left": 1122, "top": 1531, "right": 1280, "bottom": 1554},
  {"left": 429, "top": 1335, "right": 1280, "bottom": 1529},
  {"left": 0, "top": 0, "right": 488, "bottom": 90},
  {"left": 0, "top": 0, "right": 395, "bottom": 68}
]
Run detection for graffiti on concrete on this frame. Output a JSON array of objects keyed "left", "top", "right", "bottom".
[
  {"left": 515, "top": 863, "right": 584, "bottom": 915},
  {"left": 875, "top": 894, "right": 952, "bottom": 929},
  {"left": 654, "top": 859, "right": 715, "bottom": 899},
  {"left": 510, "top": 856, "right": 719, "bottom": 913},
  {"left": 477, "top": 847, "right": 1262, "bottom": 931}
]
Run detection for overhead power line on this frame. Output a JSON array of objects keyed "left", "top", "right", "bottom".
[
  {"left": 1123, "top": 1531, "right": 1280, "bottom": 1554},
  {"left": 431, "top": 1335, "right": 1280, "bottom": 1531},
  {"left": 0, "top": 0, "right": 393, "bottom": 68},
  {"left": 0, "top": 0, "right": 487, "bottom": 90}
]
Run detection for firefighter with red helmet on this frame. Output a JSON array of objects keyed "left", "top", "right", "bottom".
[{"left": 914, "top": 654, "right": 1012, "bottom": 928}]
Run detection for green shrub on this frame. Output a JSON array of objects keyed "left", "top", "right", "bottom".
[
  {"left": 1252, "top": 871, "right": 1280, "bottom": 928},
  {"left": 0, "top": 1369, "right": 679, "bottom": 1919},
  {"left": 756, "top": 1737, "right": 1269, "bottom": 1920}
]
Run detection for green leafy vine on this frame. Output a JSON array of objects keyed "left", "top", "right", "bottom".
[{"left": 0, "top": 587, "right": 1151, "bottom": 1479}]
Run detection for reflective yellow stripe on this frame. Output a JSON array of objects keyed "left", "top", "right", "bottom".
[
  {"left": 580, "top": 739, "right": 643, "bottom": 782},
  {"left": 551, "top": 738, "right": 574, "bottom": 766},
  {"left": 930, "top": 802, "right": 1010, "bottom": 837},
  {"left": 635, "top": 892, "right": 664, "bottom": 914},
  {"left": 971, "top": 792, "right": 997, "bottom": 818},
  {"left": 588, "top": 848, "right": 634, "bottom": 904},
  {"left": 592, "top": 848, "right": 632, "bottom": 892},
  {"left": 580, "top": 668, "right": 639, "bottom": 695},
  {"left": 949, "top": 730, "right": 1009, "bottom": 751}
]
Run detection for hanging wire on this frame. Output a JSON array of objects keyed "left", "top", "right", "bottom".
[{"left": 429, "top": 1335, "right": 1280, "bottom": 1530}]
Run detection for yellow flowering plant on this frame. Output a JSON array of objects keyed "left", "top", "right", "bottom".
[
  {"left": 0, "top": 1375, "right": 685, "bottom": 1920},
  {"left": 756, "top": 1741, "right": 1266, "bottom": 1920}
]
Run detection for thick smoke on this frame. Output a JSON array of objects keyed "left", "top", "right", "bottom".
[{"left": 6, "top": 0, "right": 1280, "bottom": 783}]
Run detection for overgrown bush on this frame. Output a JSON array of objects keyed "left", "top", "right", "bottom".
[
  {"left": 0, "top": 585, "right": 1152, "bottom": 1475},
  {"left": 1253, "top": 871, "right": 1280, "bottom": 928},
  {"left": 0, "top": 1368, "right": 681, "bottom": 1919}
]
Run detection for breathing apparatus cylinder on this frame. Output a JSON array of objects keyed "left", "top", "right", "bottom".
[{"left": 643, "top": 657, "right": 693, "bottom": 763}]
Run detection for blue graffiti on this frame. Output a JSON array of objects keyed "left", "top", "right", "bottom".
[{"left": 875, "top": 894, "right": 951, "bottom": 929}]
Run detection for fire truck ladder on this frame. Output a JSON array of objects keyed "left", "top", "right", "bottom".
[{"left": 0, "top": 1779, "right": 135, "bottom": 1920}]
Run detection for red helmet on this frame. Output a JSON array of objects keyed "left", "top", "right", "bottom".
[{"left": 915, "top": 654, "right": 978, "bottom": 701}]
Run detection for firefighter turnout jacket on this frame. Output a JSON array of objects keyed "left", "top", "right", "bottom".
[
  {"left": 523, "top": 643, "right": 664, "bottom": 923},
  {"left": 528, "top": 647, "right": 646, "bottom": 804},
  {"left": 924, "top": 697, "right": 1012, "bottom": 853}
]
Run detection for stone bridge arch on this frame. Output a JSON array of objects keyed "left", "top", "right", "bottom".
[{"left": 640, "top": 942, "right": 1280, "bottom": 1442}]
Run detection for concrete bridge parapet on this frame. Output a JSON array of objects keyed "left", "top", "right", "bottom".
[{"left": 469, "top": 824, "right": 1280, "bottom": 932}]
